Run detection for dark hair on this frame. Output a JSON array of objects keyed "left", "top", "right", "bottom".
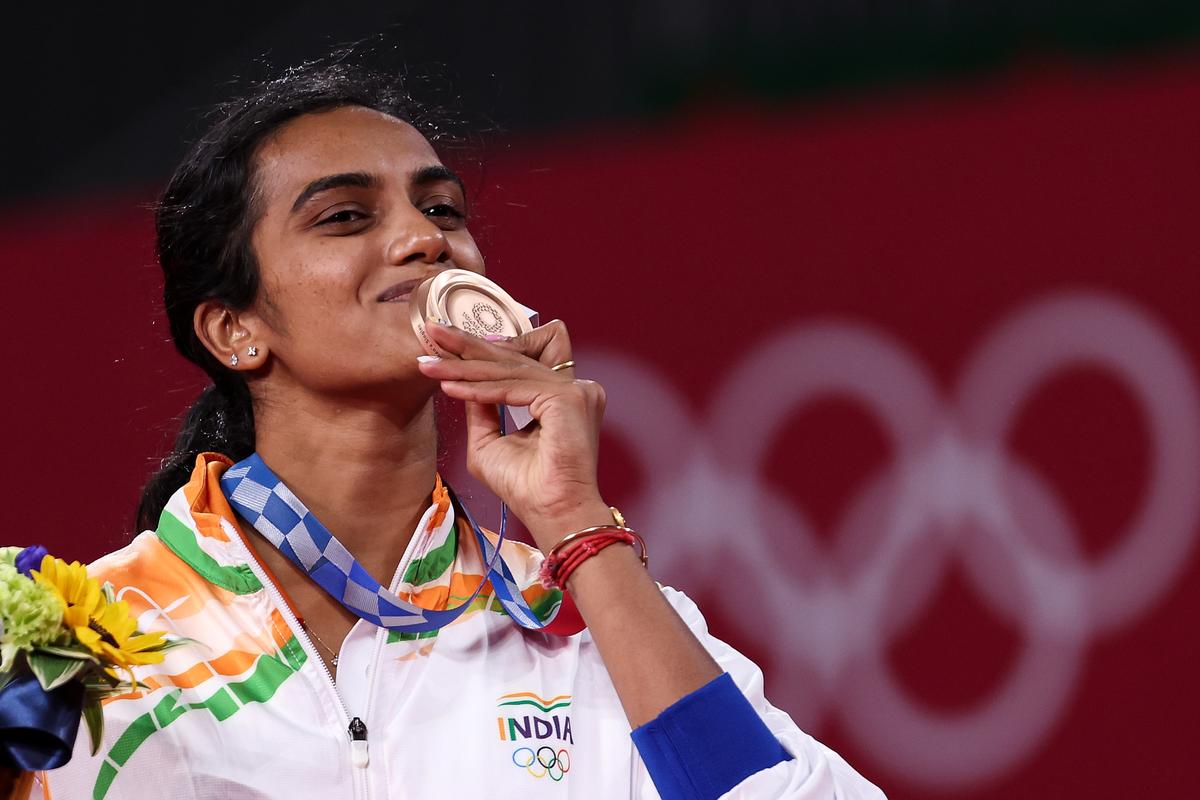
[{"left": 136, "top": 59, "right": 461, "bottom": 531}]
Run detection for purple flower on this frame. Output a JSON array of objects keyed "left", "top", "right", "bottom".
[{"left": 15, "top": 544, "right": 49, "bottom": 577}]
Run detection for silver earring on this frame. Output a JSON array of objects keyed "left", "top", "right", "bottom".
[
  {"left": 230, "top": 353, "right": 239, "bottom": 367},
  {"left": 247, "top": 346, "right": 258, "bottom": 357}
]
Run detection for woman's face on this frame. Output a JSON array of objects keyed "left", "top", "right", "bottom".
[{"left": 245, "top": 105, "right": 484, "bottom": 397}]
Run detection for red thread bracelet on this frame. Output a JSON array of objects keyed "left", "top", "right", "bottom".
[
  {"left": 539, "top": 524, "right": 647, "bottom": 590},
  {"left": 556, "top": 532, "right": 633, "bottom": 588}
]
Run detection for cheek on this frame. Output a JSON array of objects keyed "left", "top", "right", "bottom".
[
  {"left": 263, "top": 245, "right": 365, "bottom": 329},
  {"left": 451, "top": 232, "right": 486, "bottom": 274}
]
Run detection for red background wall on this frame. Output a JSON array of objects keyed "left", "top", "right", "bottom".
[{"left": 3, "top": 53, "right": 1198, "bottom": 798}]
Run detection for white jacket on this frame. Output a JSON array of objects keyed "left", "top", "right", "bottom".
[{"left": 41, "top": 454, "right": 884, "bottom": 799}]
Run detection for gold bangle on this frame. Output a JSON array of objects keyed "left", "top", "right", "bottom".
[
  {"left": 545, "top": 506, "right": 647, "bottom": 567},
  {"left": 552, "top": 526, "right": 646, "bottom": 568},
  {"left": 608, "top": 505, "right": 627, "bottom": 528},
  {"left": 546, "top": 506, "right": 626, "bottom": 557}
]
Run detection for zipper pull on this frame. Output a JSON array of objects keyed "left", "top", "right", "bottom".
[{"left": 348, "top": 716, "right": 369, "bottom": 768}]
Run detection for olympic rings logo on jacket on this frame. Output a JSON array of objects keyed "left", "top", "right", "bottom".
[{"left": 511, "top": 746, "right": 571, "bottom": 781}]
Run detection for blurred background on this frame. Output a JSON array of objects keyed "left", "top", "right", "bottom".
[{"left": 4, "top": 3, "right": 1200, "bottom": 797}]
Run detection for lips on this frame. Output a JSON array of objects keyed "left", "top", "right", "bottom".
[{"left": 377, "top": 278, "right": 425, "bottom": 303}]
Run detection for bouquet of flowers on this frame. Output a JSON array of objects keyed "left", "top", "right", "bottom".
[{"left": 0, "top": 545, "right": 182, "bottom": 798}]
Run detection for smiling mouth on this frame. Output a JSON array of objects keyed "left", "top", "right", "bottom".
[{"left": 378, "top": 278, "right": 424, "bottom": 303}]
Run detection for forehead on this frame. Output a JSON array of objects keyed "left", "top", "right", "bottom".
[{"left": 253, "top": 105, "right": 441, "bottom": 202}]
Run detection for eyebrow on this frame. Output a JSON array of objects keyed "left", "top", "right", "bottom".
[
  {"left": 289, "top": 165, "right": 466, "bottom": 214},
  {"left": 290, "top": 171, "right": 378, "bottom": 213},
  {"left": 412, "top": 164, "right": 466, "bottom": 196}
]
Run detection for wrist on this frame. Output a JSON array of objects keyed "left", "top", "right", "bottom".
[
  {"left": 526, "top": 498, "right": 615, "bottom": 553},
  {"left": 562, "top": 540, "right": 644, "bottom": 592}
]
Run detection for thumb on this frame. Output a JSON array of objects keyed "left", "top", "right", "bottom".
[
  {"left": 463, "top": 399, "right": 503, "bottom": 451},
  {"left": 510, "top": 319, "right": 573, "bottom": 368}
]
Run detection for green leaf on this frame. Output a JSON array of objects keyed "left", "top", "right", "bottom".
[
  {"left": 82, "top": 699, "right": 105, "bottom": 756},
  {"left": 85, "top": 685, "right": 129, "bottom": 701},
  {"left": 155, "top": 636, "right": 201, "bottom": 654},
  {"left": 101, "top": 582, "right": 116, "bottom": 605},
  {"left": 84, "top": 671, "right": 123, "bottom": 692},
  {"left": 0, "top": 668, "right": 15, "bottom": 694},
  {"left": 34, "top": 644, "right": 99, "bottom": 663},
  {"left": 28, "top": 651, "right": 89, "bottom": 691}
]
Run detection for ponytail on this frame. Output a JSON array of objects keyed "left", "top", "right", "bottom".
[{"left": 136, "top": 380, "right": 255, "bottom": 532}]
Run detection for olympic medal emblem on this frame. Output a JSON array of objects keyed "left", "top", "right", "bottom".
[{"left": 410, "top": 269, "right": 535, "bottom": 357}]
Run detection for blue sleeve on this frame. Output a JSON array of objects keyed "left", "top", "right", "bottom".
[{"left": 630, "top": 672, "right": 793, "bottom": 800}]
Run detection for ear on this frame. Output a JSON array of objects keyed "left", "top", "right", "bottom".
[{"left": 194, "top": 301, "right": 268, "bottom": 370}]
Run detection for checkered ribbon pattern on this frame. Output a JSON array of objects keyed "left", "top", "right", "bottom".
[{"left": 221, "top": 453, "right": 548, "bottom": 633}]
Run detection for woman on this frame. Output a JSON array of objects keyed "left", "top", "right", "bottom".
[{"left": 43, "top": 62, "right": 884, "bottom": 799}]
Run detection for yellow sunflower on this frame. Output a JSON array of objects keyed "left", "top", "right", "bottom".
[{"left": 32, "top": 556, "right": 166, "bottom": 678}]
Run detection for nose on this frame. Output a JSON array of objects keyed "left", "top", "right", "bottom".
[{"left": 385, "top": 209, "right": 451, "bottom": 266}]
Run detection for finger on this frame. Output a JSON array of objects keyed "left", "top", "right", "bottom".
[
  {"left": 463, "top": 399, "right": 503, "bottom": 450},
  {"left": 440, "top": 377, "right": 604, "bottom": 420},
  {"left": 450, "top": 319, "right": 572, "bottom": 363},
  {"left": 425, "top": 321, "right": 541, "bottom": 366},
  {"left": 424, "top": 319, "right": 578, "bottom": 379},
  {"left": 426, "top": 317, "right": 574, "bottom": 370},
  {"left": 511, "top": 319, "right": 574, "bottom": 370},
  {"left": 439, "top": 377, "right": 577, "bottom": 411},
  {"left": 418, "top": 355, "right": 549, "bottom": 383}
]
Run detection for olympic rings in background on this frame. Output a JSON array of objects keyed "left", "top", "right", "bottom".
[
  {"left": 511, "top": 746, "right": 571, "bottom": 781},
  {"left": 581, "top": 291, "right": 1200, "bottom": 790}
]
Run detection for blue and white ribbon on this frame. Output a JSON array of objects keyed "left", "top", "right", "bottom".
[{"left": 221, "top": 453, "right": 548, "bottom": 633}]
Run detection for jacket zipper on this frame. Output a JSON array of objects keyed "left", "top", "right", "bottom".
[
  {"left": 349, "top": 515, "right": 437, "bottom": 797},
  {"left": 223, "top": 519, "right": 371, "bottom": 796},
  {"left": 362, "top": 555, "right": 413, "bottom": 724},
  {"left": 349, "top": 716, "right": 369, "bottom": 768}
]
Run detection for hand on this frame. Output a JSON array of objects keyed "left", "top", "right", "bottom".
[
  {"left": 416, "top": 320, "right": 613, "bottom": 550},
  {"left": 421, "top": 324, "right": 726, "bottom": 732}
]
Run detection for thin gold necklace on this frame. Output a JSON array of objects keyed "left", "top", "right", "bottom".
[{"left": 301, "top": 621, "right": 340, "bottom": 668}]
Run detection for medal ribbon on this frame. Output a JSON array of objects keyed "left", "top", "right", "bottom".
[{"left": 220, "top": 452, "right": 552, "bottom": 633}]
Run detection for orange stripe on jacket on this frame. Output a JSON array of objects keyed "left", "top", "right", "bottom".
[
  {"left": 92, "top": 537, "right": 242, "bottom": 623},
  {"left": 182, "top": 452, "right": 239, "bottom": 542}
]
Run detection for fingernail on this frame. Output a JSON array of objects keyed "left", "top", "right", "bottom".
[
  {"left": 483, "top": 334, "right": 511, "bottom": 342},
  {"left": 417, "top": 355, "right": 442, "bottom": 364}
]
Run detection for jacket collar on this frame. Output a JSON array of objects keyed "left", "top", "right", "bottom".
[{"left": 154, "top": 452, "right": 468, "bottom": 599}]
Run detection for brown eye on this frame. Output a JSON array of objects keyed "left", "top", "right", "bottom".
[
  {"left": 317, "top": 209, "right": 368, "bottom": 226},
  {"left": 422, "top": 203, "right": 466, "bottom": 230},
  {"left": 423, "top": 203, "right": 463, "bottom": 218}
]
